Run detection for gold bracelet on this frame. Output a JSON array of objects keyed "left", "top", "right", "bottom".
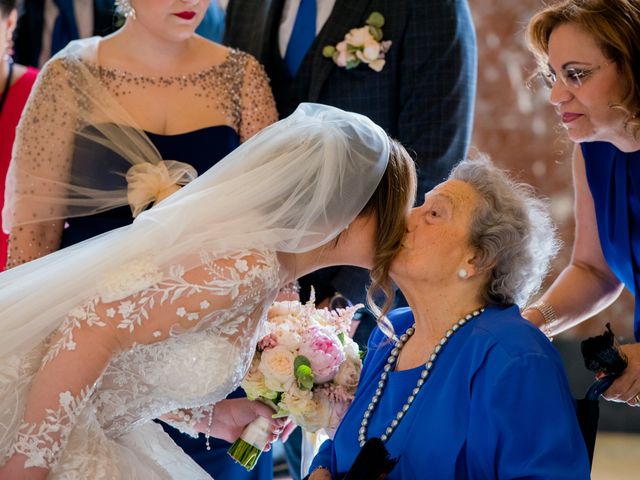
[{"left": 524, "top": 301, "right": 557, "bottom": 338}]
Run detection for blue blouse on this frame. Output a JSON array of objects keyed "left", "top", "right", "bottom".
[
  {"left": 581, "top": 142, "right": 640, "bottom": 341},
  {"left": 310, "top": 306, "right": 590, "bottom": 479}
]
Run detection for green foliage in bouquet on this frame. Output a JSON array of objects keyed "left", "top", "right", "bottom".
[{"left": 294, "top": 355, "right": 315, "bottom": 391}]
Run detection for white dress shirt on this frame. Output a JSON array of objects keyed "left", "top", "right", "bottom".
[
  {"left": 39, "top": 0, "right": 94, "bottom": 67},
  {"left": 278, "top": 0, "right": 336, "bottom": 57}
]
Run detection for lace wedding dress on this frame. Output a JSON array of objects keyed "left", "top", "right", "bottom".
[{"left": 1, "top": 248, "right": 281, "bottom": 478}]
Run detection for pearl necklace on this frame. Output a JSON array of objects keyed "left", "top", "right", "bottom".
[{"left": 358, "top": 307, "right": 485, "bottom": 447}]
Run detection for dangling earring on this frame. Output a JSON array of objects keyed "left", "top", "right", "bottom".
[
  {"left": 115, "top": 0, "right": 137, "bottom": 20},
  {"left": 457, "top": 268, "right": 468, "bottom": 280},
  {"left": 3, "top": 33, "right": 13, "bottom": 62}
]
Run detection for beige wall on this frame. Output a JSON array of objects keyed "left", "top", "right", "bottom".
[{"left": 468, "top": 0, "right": 635, "bottom": 339}]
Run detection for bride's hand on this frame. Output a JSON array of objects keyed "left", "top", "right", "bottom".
[
  {"left": 0, "top": 453, "right": 49, "bottom": 480},
  {"left": 206, "top": 398, "right": 292, "bottom": 449}
]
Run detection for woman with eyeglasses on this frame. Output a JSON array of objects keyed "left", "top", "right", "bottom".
[{"left": 524, "top": 0, "right": 640, "bottom": 407}]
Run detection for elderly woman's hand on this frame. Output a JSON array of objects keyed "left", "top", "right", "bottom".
[
  {"left": 309, "top": 467, "right": 333, "bottom": 480},
  {"left": 602, "top": 343, "right": 640, "bottom": 406}
]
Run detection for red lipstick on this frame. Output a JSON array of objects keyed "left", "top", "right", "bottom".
[{"left": 174, "top": 11, "right": 196, "bottom": 20}]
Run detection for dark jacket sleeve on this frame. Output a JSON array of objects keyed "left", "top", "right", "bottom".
[{"left": 398, "top": 0, "right": 477, "bottom": 194}]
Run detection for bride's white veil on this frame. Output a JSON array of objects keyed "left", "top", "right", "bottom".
[{"left": 0, "top": 103, "right": 389, "bottom": 358}]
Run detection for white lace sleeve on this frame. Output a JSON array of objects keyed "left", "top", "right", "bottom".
[
  {"left": 160, "top": 405, "right": 214, "bottom": 439},
  {"left": 7, "top": 250, "right": 278, "bottom": 471}
]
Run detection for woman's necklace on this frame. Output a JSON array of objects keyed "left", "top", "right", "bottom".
[
  {"left": 358, "top": 307, "right": 485, "bottom": 447},
  {"left": 0, "top": 59, "right": 14, "bottom": 117}
]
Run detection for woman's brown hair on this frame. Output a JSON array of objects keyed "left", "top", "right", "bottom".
[
  {"left": 361, "top": 138, "right": 417, "bottom": 334},
  {"left": 527, "top": 0, "right": 640, "bottom": 136}
]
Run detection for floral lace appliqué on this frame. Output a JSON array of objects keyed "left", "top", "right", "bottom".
[{"left": 10, "top": 386, "right": 94, "bottom": 469}]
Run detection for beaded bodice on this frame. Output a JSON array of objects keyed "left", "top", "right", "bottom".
[{"left": 5, "top": 42, "right": 278, "bottom": 269}]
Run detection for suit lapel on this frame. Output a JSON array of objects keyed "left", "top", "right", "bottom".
[
  {"left": 237, "top": 0, "right": 285, "bottom": 63},
  {"left": 306, "top": 0, "right": 374, "bottom": 101}
]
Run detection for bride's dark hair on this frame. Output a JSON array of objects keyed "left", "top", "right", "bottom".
[
  {"left": 0, "top": 0, "right": 17, "bottom": 16},
  {"left": 362, "top": 139, "right": 416, "bottom": 335}
]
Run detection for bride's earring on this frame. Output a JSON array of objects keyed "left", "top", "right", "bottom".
[
  {"left": 457, "top": 268, "right": 468, "bottom": 280},
  {"left": 115, "top": 0, "right": 137, "bottom": 19}
]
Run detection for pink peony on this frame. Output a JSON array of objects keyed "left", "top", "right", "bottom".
[{"left": 298, "top": 327, "right": 345, "bottom": 383}]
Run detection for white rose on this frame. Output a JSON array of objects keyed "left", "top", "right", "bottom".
[
  {"left": 242, "top": 355, "right": 278, "bottom": 400},
  {"left": 272, "top": 323, "right": 303, "bottom": 349},
  {"left": 343, "top": 338, "right": 360, "bottom": 362},
  {"left": 361, "top": 41, "right": 381, "bottom": 62},
  {"left": 334, "top": 356, "right": 362, "bottom": 389},
  {"left": 258, "top": 345, "right": 296, "bottom": 391},
  {"left": 346, "top": 27, "right": 372, "bottom": 46},
  {"left": 284, "top": 388, "right": 331, "bottom": 432},
  {"left": 280, "top": 385, "right": 315, "bottom": 419}
]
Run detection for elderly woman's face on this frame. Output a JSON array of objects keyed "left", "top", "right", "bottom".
[
  {"left": 546, "top": 23, "right": 628, "bottom": 144},
  {"left": 390, "top": 179, "right": 480, "bottom": 284}
]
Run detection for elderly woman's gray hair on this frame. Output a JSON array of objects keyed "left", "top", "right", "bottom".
[{"left": 449, "top": 156, "right": 560, "bottom": 307}]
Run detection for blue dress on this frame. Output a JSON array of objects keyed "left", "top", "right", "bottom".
[
  {"left": 310, "top": 306, "right": 590, "bottom": 479},
  {"left": 582, "top": 142, "right": 640, "bottom": 341},
  {"left": 61, "top": 126, "right": 273, "bottom": 479}
]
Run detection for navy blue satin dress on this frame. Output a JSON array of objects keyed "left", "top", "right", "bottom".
[
  {"left": 582, "top": 142, "right": 640, "bottom": 341},
  {"left": 61, "top": 126, "right": 273, "bottom": 479}
]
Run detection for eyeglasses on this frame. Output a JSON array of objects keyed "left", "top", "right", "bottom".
[{"left": 539, "top": 62, "right": 610, "bottom": 89}]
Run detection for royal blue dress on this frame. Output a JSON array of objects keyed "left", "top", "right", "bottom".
[
  {"left": 61, "top": 126, "right": 273, "bottom": 479},
  {"left": 582, "top": 142, "right": 640, "bottom": 341},
  {"left": 310, "top": 306, "right": 590, "bottom": 479}
]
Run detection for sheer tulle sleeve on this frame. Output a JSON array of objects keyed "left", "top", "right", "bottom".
[
  {"left": 7, "top": 249, "right": 278, "bottom": 471},
  {"left": 3, "top": 59, "right": 77, "bottom": 268},
  {"left": 238, "top": 55, "right": 278, "bottom": 142}
]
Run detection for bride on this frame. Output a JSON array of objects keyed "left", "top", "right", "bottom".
[{"left": 0, "top": 103, "right": 417, "bottom": 479}]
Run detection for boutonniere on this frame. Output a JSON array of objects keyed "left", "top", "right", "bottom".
[{"left": 322, "top": 12, "right": 392, "bottom": 72}]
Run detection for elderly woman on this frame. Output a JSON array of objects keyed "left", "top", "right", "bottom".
[
  {"left": 308, "top": 156, "right": 590, "bottom": 479},
  {"left": 524, "top": 0, "right": 640, "bottom": 407}
]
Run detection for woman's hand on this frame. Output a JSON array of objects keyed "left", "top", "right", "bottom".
[
  {"left": 207, "top": 398, "right": 294, "bottom": 449},
  {"left": 603, "top": 343, "right": 640, "bottom": 406},
  {"left": 309, "top": 467, "right": 333, "bottom": 480}
]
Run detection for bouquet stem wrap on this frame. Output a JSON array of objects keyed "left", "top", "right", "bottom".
[{"left": 227, "top": 415, "right": 272, "bottom": 471}]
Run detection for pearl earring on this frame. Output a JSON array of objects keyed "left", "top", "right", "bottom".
[
  {"left": 457, "top": 268, "right": 468, "bottom": 279},
  {"left": 115, "top": 0, "right": 137, "bottom": 19}
]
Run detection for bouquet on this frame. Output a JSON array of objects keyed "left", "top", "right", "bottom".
[{"left": 228, "top": 297, "right": 363, "bottom": 470}]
